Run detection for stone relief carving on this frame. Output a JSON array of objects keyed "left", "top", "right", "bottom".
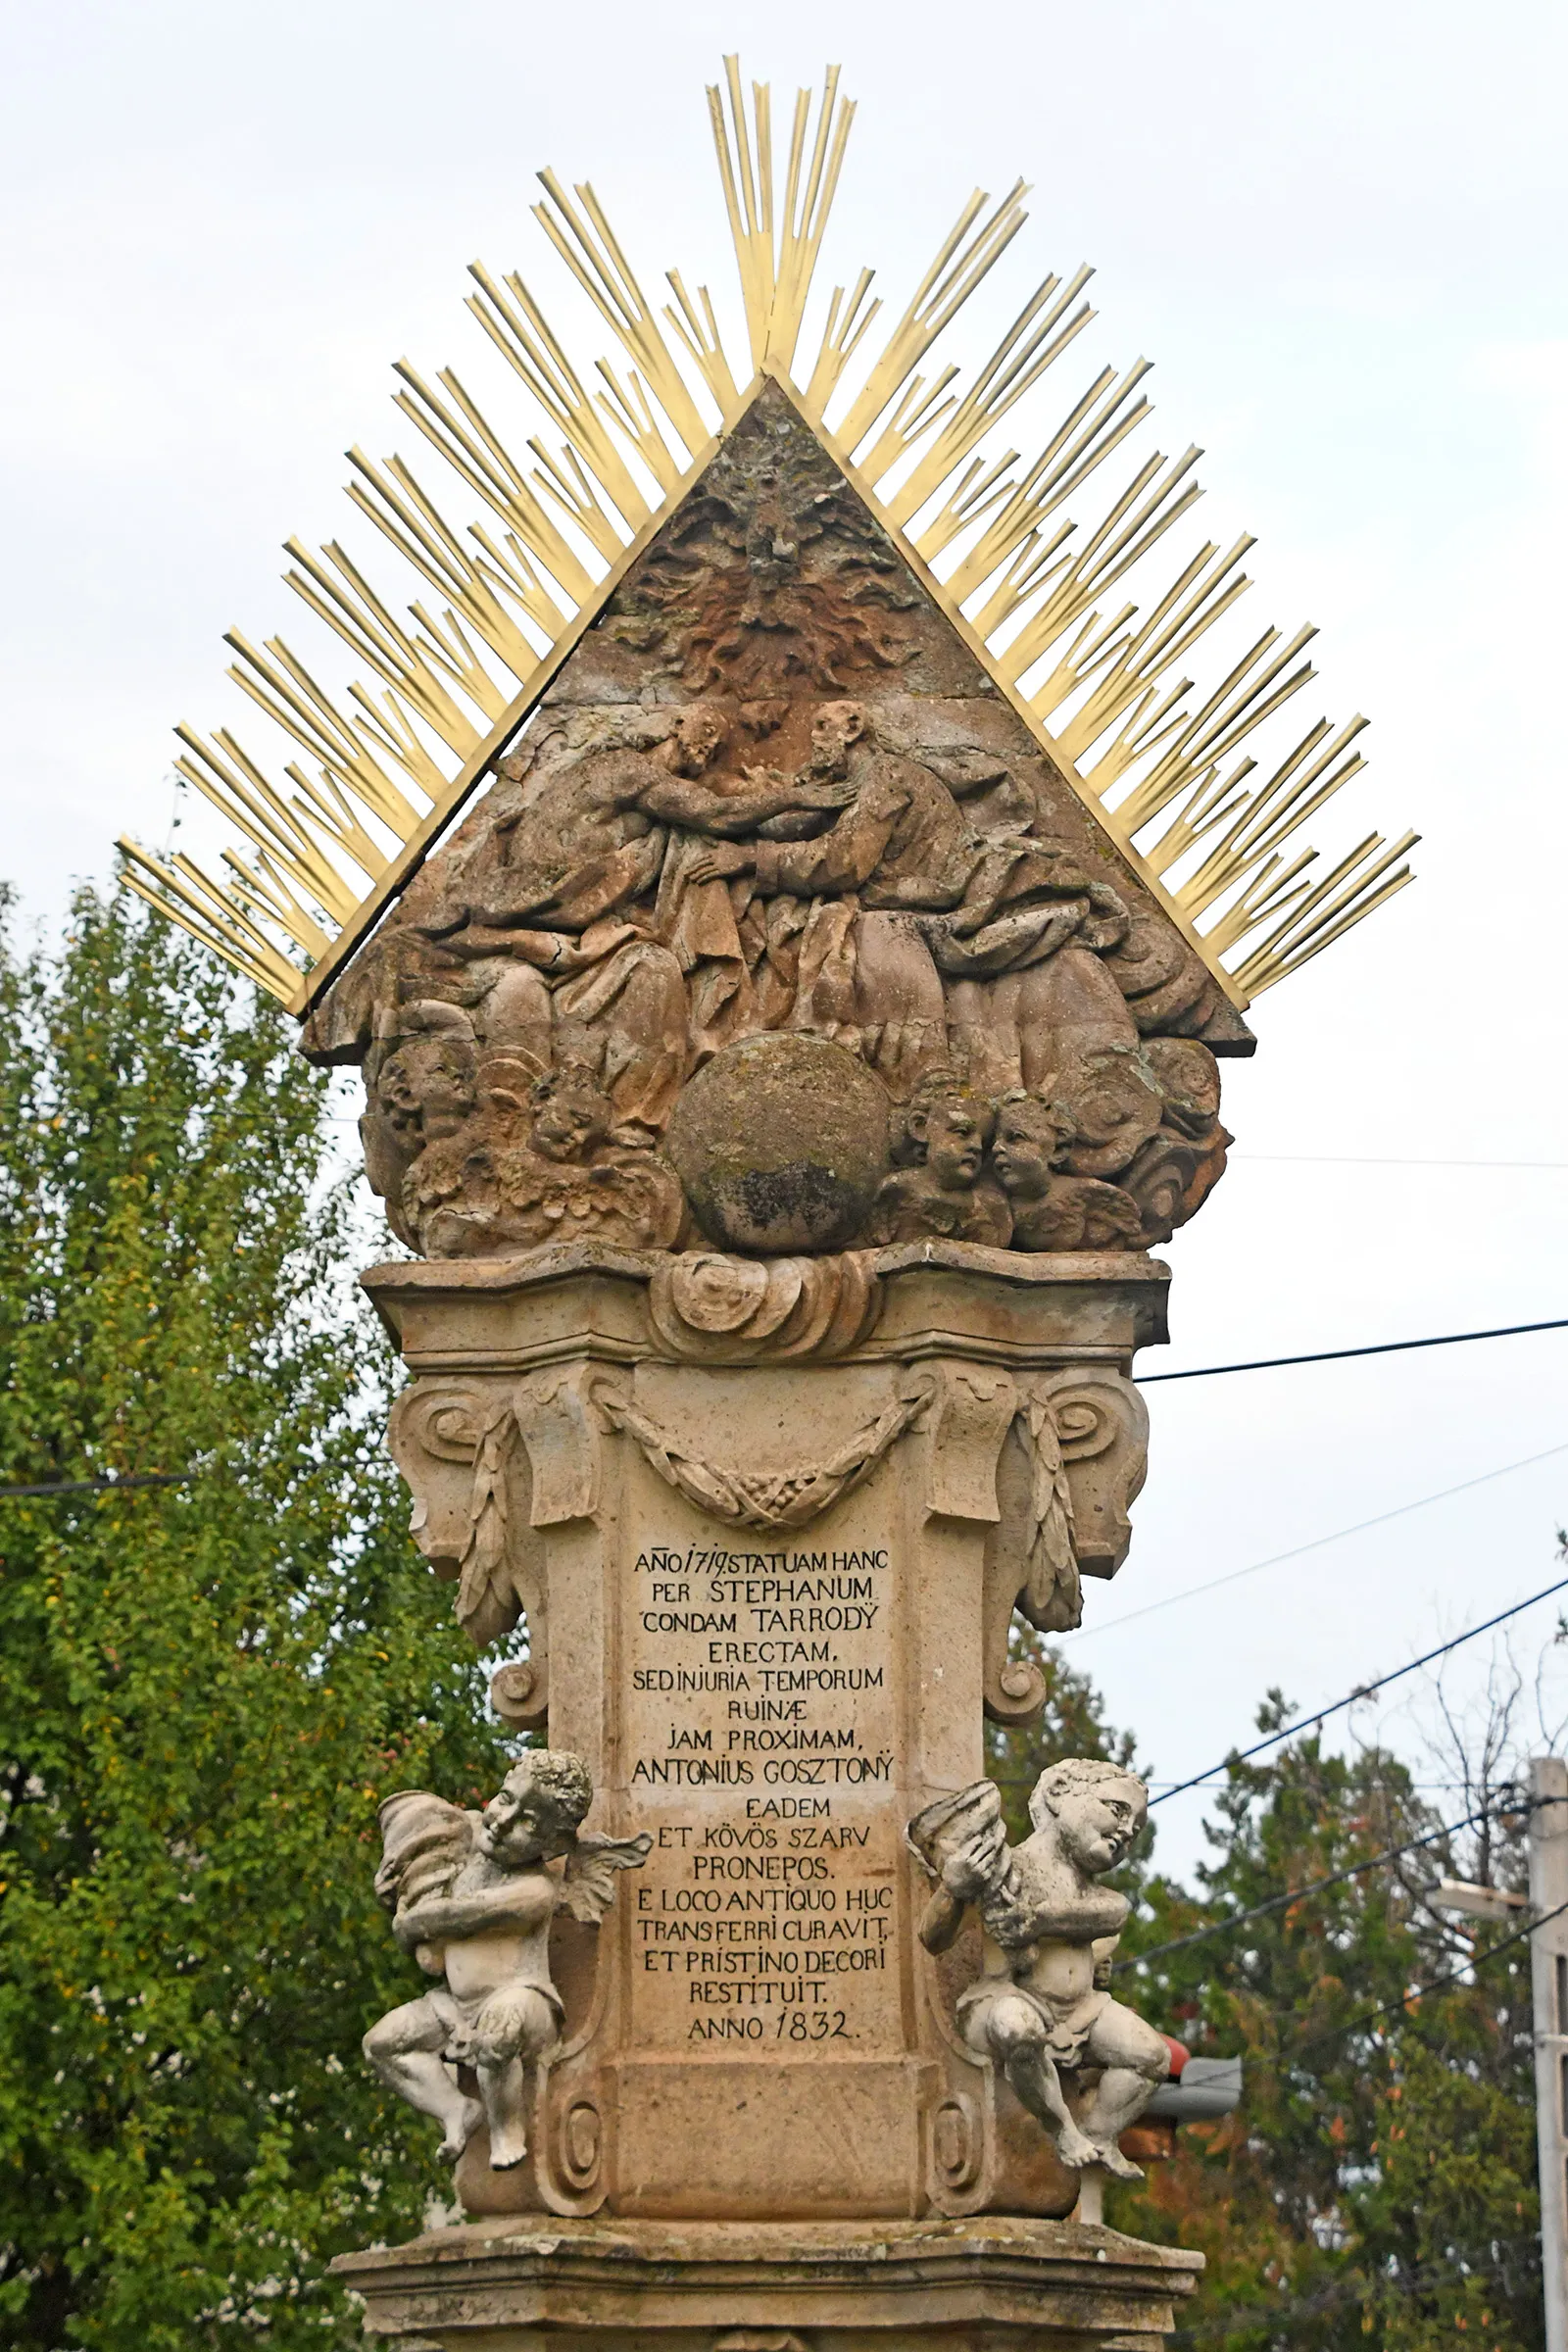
[
  {"left": 596, "top": 1377, "right": 930, "bottom": 1533},
  {"left": 647, "top": 1249, "right": 882, "bottom": 1360},
  {"left": 365, "top": 1752, "right": 649, "bottom": 2171},
  {"left": 387, "top": 1367, "right": 609, "bottom": 1666},
  {"left": 306, "top": 392, "right": 1241, "bottom": 1266},
  {"left": 907, "top": 1762, "right": 1169, "bottom": 2181},
  {"left": 979, "top": 1369, "right": 1150, "bottom": 1722}
]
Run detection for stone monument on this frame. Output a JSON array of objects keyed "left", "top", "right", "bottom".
[{"left": 119, "top": 56, "right": 1416, "bottom": 2351}]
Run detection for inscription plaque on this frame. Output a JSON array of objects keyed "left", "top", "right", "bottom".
[{"left": 624, "top": 1502, "right": 901, "bottom": 2059}]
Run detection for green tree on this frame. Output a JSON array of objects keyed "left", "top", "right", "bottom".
[
  {"left": 0, "top": 887, "right": 512, "bottom": 2348},
  {"left": 1110, "top": 1708, "right": 1543, "bottom": 2349}
]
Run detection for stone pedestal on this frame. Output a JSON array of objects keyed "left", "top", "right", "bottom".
[
  {"left": 363, "top": 1240, "right": 1166, "bottom": 2229},
  {"left": 334, "top": 2214, "right": 1203, "bottom": 2348}
]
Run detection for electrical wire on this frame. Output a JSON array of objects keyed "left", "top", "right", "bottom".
[
  {"left": 1068, "top": 1440, "right": 1568, "bottom": 1645},
  {"left": 1113, "top": 1805, "right": 1491, "bottom": 1972},
  {"left": 1296, "top": 1893, "right": 1568, "bottom": 2054},
  {"left": 0, "top": 1471, "right": 192, "bottom": 1498},
  {"left": 6, "top": 1316, "right": 1559, "bottom": 1495},
  {"left": 1140, "top": 1315, "right": 1568, "bottom": 1384},
  {"left": 1149, "top": 1566, "right": 1568, "bottom": 1807}
]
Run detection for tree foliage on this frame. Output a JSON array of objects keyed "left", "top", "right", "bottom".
[
  {"left": 0, "top": 888, "right": 512, "bottom": 2348},
  {"left": 992, "top": 1653, "right": 1546, "bottom": 2350}
]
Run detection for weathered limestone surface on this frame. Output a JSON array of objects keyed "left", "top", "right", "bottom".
[
  {"left": 326, "top": 372, "right": 1211, "bottom": 2343},
  {"left": 308, "top": 387, "right": 1240, "bottom": 1277},
  {"left": 362, "top": 1240, "right": 1162, "bottom": 2229},
  {"left": 333, "top": 2213, "right": 1204, "bottom": 2348}
]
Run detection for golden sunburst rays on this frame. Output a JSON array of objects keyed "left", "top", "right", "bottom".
[{"left": 120, "top": 57, "right": 1413, "bottom": 1015}]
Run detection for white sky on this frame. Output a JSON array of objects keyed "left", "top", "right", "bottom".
[{"left": 4, "top": 0, "right": 1567, "bottom": 1876}]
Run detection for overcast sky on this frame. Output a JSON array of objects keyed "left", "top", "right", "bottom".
[{"left": 4, "top": 0, "right": 1566, "bottom": 1876}]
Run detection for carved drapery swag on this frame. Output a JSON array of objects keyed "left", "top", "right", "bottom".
[
  {"left": 596, "top": 1381, "right": 929, "bottom": 1532},
  {"left": 390, "top": 1343, "right": 1147, "bottom": 1743}
]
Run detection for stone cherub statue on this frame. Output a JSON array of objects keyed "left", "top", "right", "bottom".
[
  {"left": 907, "top": 1760, "right": 1169, "bottom": 2180},
  {"left": 867, "top": 1069, "right": 1012, "bottom": 1246},
  {"left": 365, "top": 1751, "right": 650, "bottom": 2170}
]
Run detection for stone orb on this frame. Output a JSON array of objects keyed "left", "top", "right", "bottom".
[{"left": 666, "top": 1035, "right": 891, "bottom": 1255}]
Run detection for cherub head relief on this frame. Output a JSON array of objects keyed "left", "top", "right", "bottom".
[
  {"left": 1028, "top": 1757, "right": 1149, "bottom": 1877},
  {"left": 870, "top": 1069, "right": 1011, "bottom": 1247},
  {"left": 903, "top": 1069, "right": 994, "bottom": 1190},
  {"left": 377, "top": 1003, "right": 478, "bottom": 1149},
  {"left": 529, "top": 1064, "right": 615, "bottom": 1165},
  {"left": 991, "top": 1090, "right": 1074, "bottom": 1205}
]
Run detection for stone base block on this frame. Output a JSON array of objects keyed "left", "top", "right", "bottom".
[{"left": 334, "top": 2215, "right": 1203, "bottom": 2348}]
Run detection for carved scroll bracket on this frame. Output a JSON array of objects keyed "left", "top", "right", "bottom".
[
  {"left": 648, "top": 1248, "right": 882, "bottom": 1361},
  {"left": 981, "top": 1367, "right": 1149, "bottom": 1724},
  {"left": 387, "top": 1364, "right": 612, "bottom": 1708}
]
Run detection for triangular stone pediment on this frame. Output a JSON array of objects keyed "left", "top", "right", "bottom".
[{"left": 307, "top": 376, "right": 1244, "bottom": 1264}]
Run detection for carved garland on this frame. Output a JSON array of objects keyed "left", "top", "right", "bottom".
[{"left": 596, "top": 1381, "right": 930, "bottom": 1532}]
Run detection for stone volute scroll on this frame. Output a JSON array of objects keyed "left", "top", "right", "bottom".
[{"left": 110, "top": 47, "right": 1419, "bottom": 2352}]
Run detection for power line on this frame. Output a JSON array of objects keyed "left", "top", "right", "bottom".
[
  {"left": 9, "top": 1319, "right": 1562, "bottom": 1497},
  {"left": 1140, "top": 1315, "right": 1568, "bottom": 1384},
  {"left": 1068, "top": 1440, "right": 1568, "bottom": 1644},
  {"left": 1148, "top": 1569, "right": 1568, "bottom": 1807},
  {"left": 0, "top": 1470, "right": 193, "bottom": 1499},
  {"left": 1115, "top": 1805, "right": 1490, "bottom": 1971},
  {"left": 1235, "top": 1153, "right": 1568, "bottom": 1169},
  {"left": 1298, "top": 1893, "right": 1568, "bottom": 2054}
]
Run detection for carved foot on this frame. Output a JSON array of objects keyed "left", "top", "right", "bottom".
[
  {"left": 1055, "top": 2126, "right": 1102, "bottom": 2171},
  {"left": 1095, "top": 2142, "right": 1146, "bottom": 2182},
  {"left": 438, "top": 2095, "right": 484, "bottom": 2163},
  {"left": 487, "top": 2119, "right": 530, "bottom": 2170}
]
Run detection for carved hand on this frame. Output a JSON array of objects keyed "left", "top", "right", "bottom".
[
  {"left": 686, "top": 843, "right": 755, "bottom": 884},
  {"left": 941, "top": 1815, "right": 1007, "bottom": 1901}
]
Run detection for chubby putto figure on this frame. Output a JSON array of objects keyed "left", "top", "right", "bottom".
[
  {"left": 907, "top": 1759, "right": 1169, "bottom": 2179},
  {"left": 365, "top": 1751, "right": 649, "bottom": 2170}
]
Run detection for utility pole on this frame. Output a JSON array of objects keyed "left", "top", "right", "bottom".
[
  {"left": 1530, "top": 1757, "right": 1568, "bottom": 2352},
  {"left": 1431, "top": 1757, "right": 1568, "bottom": 2352}
]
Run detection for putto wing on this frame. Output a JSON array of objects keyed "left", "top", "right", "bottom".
[{"left": 559, "top": 1831, "right": 655, "bottom": 1923}]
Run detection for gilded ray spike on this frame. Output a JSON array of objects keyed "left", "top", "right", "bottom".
[
  {"left": 345, "top": 449, "right": 558, "bottom": 676},
  {"left": 118, "top": 840, "right": 301, "bottom": 999},
  {"left": 1054, "top": 538, "right": 1254, "bottom": 765},
  {"left": 392, "top": 363, "right": 597, "bottom": 606},
  {"left": 833, "top": 181, "right": 1032, "bottom": 455},
  {"left": 115, "top": 58, "right": 1411, "bottom": 1021},
  {"left": 884, "top": 270, "right": 1097, "bottom": 528},
  {"left": 802, "top": 270, "right": 881, "bottom": 416},
  {"left": 531, "top": 172, "right": 710, "bottom": 457},
  {"left": 993, "top": 449, "right": 1204, "bottom": 691},
  {"left": 465, "top": 265, "right": 653, "bottom": 535},
  {"left": 1230, "top": 831, "right": 1418, "bottom": 992},
  {"left": 663, "top": 272, "right": 744, "bottom": 417},
  {"left": 709, "top": 61, "right": 856, "bottom": 378},
  {"left": 1176, "top": 717, "right": 1370, "bottom": 917},
  {"left": 282, "top": 537, "right": 489, "bottom": 759},
  {"left": 224, "top": 633, "right": 424, "bottom": 837},
  {"left": 941, "top": 362, "right": 1154, "bottom": 604}
]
